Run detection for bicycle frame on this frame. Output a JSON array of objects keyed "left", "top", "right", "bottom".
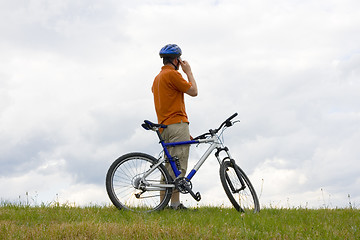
[
  {"left": 164, "top": 137, "right": 218, "bottom": 179},
  {"left": 141, "top": 133, "right": 234, "bottom": 190}
]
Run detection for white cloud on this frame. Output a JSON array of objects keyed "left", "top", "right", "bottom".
[{"left": 1, "top": 0, "right": 360, "bottom": 209}]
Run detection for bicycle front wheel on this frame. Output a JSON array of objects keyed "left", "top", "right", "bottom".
[
  {"left": 220, "top": 161, "right": 260, "bottom": 213},
  {"left": 106, "top": 152, "right": 172, "bottom": 212}
]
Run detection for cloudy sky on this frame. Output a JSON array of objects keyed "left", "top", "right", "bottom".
[{"left": 1, "top": 0, "right": 359, "bottom": 208}]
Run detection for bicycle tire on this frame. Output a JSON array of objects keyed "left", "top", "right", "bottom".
[
  {"left": 106, "top": 152, "right": 172, "bottom": 212},
  {"left": 220, "top": 160, "right": 260, "bottom": 213}
]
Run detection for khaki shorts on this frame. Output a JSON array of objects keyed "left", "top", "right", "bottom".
[{"left": 161, "top": 121, "right": 190, "bottom": 178}]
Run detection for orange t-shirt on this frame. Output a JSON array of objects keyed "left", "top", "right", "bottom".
[{"left": 152, "top": 65, "right": 192, "bottom": 125}]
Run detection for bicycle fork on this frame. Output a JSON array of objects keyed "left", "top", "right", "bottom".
[{"left": 215, "top": 147, "right": 246, "bottom": 193}]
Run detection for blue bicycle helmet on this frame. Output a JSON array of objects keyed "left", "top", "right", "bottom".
[{"left": 159, "top": 44, "right": 182, "bottom": 58}]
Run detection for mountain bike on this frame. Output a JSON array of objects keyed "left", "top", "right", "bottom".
[{"left": 106, "top": 113, "right": 260, "bottom": 213}]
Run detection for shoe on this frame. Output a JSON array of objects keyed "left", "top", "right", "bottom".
[{"left": 173, "top": 203, "right": 188, "bottom": 210}]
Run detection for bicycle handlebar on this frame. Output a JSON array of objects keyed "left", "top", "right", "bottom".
[
  {"left": 223, "top": 112, "right": 238, "bottom": 127},
  {"left": 193, "top": 112, "right": 238, "bottom": 140},
  {"left": 227, "top": 112, "right": 239, "bottom": 122},
  {"left": 213, "top": 112, "right": 238, "bottom": 133}
]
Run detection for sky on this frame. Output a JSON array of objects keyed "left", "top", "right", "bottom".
[{"left": 1, "top": 0, "right": 360, "bottom": 209}]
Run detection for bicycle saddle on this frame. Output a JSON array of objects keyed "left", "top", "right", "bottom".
[{"left": 142, "top": 120, "right": 167, "bottom": 130}]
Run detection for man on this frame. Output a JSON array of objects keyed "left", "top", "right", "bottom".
[{"left": 151, "top": 44, "right": 198, "bottom": 210}]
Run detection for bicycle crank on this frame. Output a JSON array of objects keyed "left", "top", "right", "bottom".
[{"left": 175, "top": 177, "right": 201, "bottom": 201}]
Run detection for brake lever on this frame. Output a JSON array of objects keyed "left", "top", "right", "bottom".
[
  {"left": 226, "top": 120, "right": 241, "bottom": 127},
  {"left": 225, "top": 121, "right": 233, "bottom": 127}
]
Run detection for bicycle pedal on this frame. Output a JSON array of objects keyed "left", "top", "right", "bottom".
[
  {"left": 186, "top": 186, "right": 201, "bottom": 202},
  {"left": 195, "top": 192, "right": 201, "bottom": 201}
]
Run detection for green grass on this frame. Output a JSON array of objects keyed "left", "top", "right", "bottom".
[{"left": 0, "top": 204, "right": 359, "bottom": 239}]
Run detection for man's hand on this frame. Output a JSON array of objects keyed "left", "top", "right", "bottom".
[
  {"left": 179, "top": 59, "right": 198, "bottom": 97},
  {"left": 179, "top": 59, "right": 192, "bottom": 75}
]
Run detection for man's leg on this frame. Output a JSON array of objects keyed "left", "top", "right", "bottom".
[{"left": 161, "top": 122, "right": 190, "bottom": 208}]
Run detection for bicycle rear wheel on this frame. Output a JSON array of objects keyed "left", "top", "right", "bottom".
[
  {"left": 220, "top": 160, "right": 260, "bottom": 213},
  {"left": 106, "top": 152, "right": 172, "bottom": 212}
]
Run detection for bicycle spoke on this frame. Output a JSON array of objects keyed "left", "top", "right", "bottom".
[{"left": 106, "top": 153, "right": 172, "bottom": 212}]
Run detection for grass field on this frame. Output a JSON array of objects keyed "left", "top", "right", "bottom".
[{"left": 0, "top": 204, "right": 359, "bottom": 239}]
